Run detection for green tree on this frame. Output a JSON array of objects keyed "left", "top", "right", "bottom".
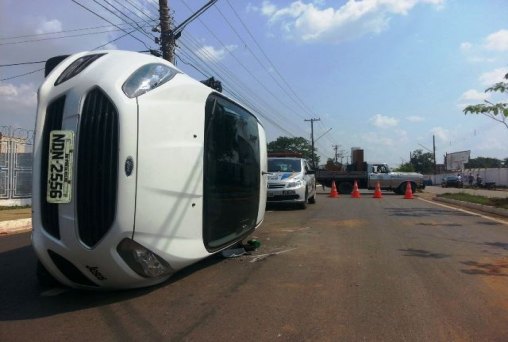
[
  {"left": 395, "top": 162, "right": 415, "bottom": 172},
  {"left": 464, "top": 73, "right": 508, "bottom": 129},
  {"left": 410, "top": 149, "right": 434, "bottom": 174},
  {"left": 267, "top": 136, "right": 319, "bottom": 166},
  {"left": 465, "top": 157, "right": 503, "bottom": 168},
  {"left": 325, "top": 158, "right": 342, "bottom": 171}
]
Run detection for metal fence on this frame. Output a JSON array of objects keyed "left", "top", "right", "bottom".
[{"left": 0, "top": 127, "right": 34, "bottom": 203}]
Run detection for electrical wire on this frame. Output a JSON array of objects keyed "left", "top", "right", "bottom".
[
  {"left": 0, "top": 28, "right": 139, "bottom": 81},
  {"left": 0, "top": 68, "right": 44, "bottom": 81},
  {"left": 177, "top": 1, "right": 309, "bottom": 136},
  {"left": 177, "top": 39, "right": 301, "bottom": 138},
  {"left": 0, "top": 22, "right": 143, "bottom": 40},
  {"left": 92, "top": 0, "right": 155, "bottom": 42},
  {"left": 0, "top": 28, "right": 124, "bottom": 46},
  {"left": 70, "top": 0, "right": 152, "bottom": 50},
  {"left": 225, "top": 0, "right": 317, "bottom": 118},
  {"left": 0, "top": 61, "right": 46, "bottom": 67}
]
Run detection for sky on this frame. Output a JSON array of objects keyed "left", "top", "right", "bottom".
[{"left": 1, "top": 0, "right": 507, "bottom": 168}]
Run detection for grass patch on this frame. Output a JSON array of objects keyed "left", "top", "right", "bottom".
[
  {"left": 438, "top": 192, "right": 508, "bottom": 209},
  {"left": 0, "top": 205, "right": 31, "bottom": 211}
]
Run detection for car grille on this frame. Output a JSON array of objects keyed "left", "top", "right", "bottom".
[
  {"left": 40, "top": 96, "right": 66, "bottom": 239},
  {"left": 267, "top": 195, "right": 300, "bottom": 201},
  {"left": 268, "top": 184, "right": 285, "bottom": 189},
  {"left": 77, "top": 87, "right": 119, "bottom": 247}
]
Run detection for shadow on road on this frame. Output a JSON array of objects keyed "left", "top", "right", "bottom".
[
  {"left": 476, "top": 221, "right": 503, "bottom": 226},
  {"left": 386, "top": 207, "right": 473, "bottom": 218},
  {"left": 461, "top": 260, "right": 508, "bottom": 277},
  {"left": 0, "top": 245, "right": 223, "bottom": 321},
  {"left": 484, "top": 242, "right": 508, "bottom": 250},
  {"left": 398, "top": 248, "right": 450, "bottom": 259},
  {"left": 415, "top": 222, "right": 462, "bottom": 227}
]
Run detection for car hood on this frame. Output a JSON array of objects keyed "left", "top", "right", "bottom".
[{"left": 267, "top": 172, "right": 302, "bottom": 182}]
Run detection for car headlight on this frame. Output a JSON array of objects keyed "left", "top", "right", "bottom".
[
  {"left": 117, "top": 238, "right": 173, "bottom": 278},
  {"left": 122, "top": 63, "right": 179, "bottom": 98},
  {"left": 287, "top": 180, "right": 303, "bottom": 188}
]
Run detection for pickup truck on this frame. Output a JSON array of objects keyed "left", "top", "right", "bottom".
[
  {"left": 267, "top": 157, "right": 317, "bottom": 209},
  {"left": 316, "top": 163, "right": 424, "bottom": 194}
]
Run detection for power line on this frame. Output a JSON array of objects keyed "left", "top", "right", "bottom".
[
  {"left": 0, "top": 68, "right": 44, "bottom": 81},
  {"left": 178, "top": 1, "right": 308, "bottom": 136},
  {"left": 0, "top": 61, "right": 46, "bottom": 67},
  {"left": 92, "top": 0, "right": 155, "bottom": 42},
  {"left": 224, "top": 0, "right": 317, "bottom": 117},
  {"left": 0, "top": 29, "right": 139, "bottom": 81},
  {"left": 0, "top": 22, "right": 141, "bottom": 40},
  {"left": 177, "top": 40, "right": 300, "bottom": 137},
  {"left": 0, "top": 28, "right": 125, "bottom": 46},
  {"left": 109, "top": 0, "right": 157, "bottom": 27},
  {"left": 214, "top": 4, "right": 309, "bottom": 122},
  {"left": 70, "top": 0, "right": 152, "bottom": 50}
]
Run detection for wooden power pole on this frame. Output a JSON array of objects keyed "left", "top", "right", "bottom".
[
  {"left": 159, "top": 0, "right": 174, "bottom": 62},
  {"left": 305, "top": 118, "right": 320, "bottom": 169}
]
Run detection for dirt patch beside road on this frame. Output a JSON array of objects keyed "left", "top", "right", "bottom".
[{"left": 0, "top": 208, "right": 32, "bottom": 222}]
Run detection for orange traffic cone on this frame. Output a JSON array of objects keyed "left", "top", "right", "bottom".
[
  {"left": 404, "top": 181, "right": 414, "bottom": 199},
  {"left": 373, "top": 181, "right": 382, "bottom": 199},
  {"left": 351, "top": 180, "right": 361, "bottom": 198},
  {"left": 329, "top": 180, "right": 339, "bottom": 198}
]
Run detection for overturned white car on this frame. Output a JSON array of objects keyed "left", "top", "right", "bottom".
[{"left": 32, "top": 50, "right": 267, "bottom": 289}]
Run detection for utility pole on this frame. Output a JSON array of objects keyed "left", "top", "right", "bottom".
[
  {"left": 433, "top": 134, "right": 436, "bottom": 174},
  {"left": 304, "top": 118, "right": 320, "bottom": 169},
  {"left": 333, "top": 145, "right": 339, "bottom": 163},
  {"left": 158, "top": 0, "right": 218, "bottom": 63},
  {"left": 159, "top": 0, "right": 174, "bottom": 62}
]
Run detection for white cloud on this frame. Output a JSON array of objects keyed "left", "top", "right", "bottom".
[
  {"left": 0, "top": 82, "right": 37, "bottom": 107},
  {"left": 460, "top": 42, "right": 472, "bottom": 51},
  {"left": 430, "top": 126, "right": 452, "bottom": 142},
  {"left": 362, "top": 132, "right": 395, "bottom": 146},
  {"left": 406, "top": 115, "right": 425, "bottom": 122},
  {"left": 370, "top": 114, "right": 399, "bottom": 128},
  {"left": 479, "top": 67, "right": 508, "bottom": 86},
  {"left": 196, "top": 44, "right": 237, "bottom": 62},
  {"left": 484, "top": 29, "right": 508, "bottom": 51},
  {"left": 466, "top": 56, "right": 496, "bottom": 64},
  {"left": 459, "top": 89, "right": 489, "bottom": 102},
  {"left": 258, "top": 0, "right": 445, "bottom": 43},
  {"left": 35, "top": 18, "right": 62, "bottom": 34}
]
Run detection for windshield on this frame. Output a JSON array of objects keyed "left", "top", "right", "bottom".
[{"left": 268, "top": 159, "right": 302, "bottom": 173}]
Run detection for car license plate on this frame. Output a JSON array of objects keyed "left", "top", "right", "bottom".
[
  {"left": 47, "top": 130, "right": 74, "bottom": 203},
  {"left": 282, "top": 190, "right": 295, "bottom": 195}
]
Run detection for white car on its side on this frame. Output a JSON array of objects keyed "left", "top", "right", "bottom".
[{"left": 32, "top": 50, "right": 268, "bottom": 289}]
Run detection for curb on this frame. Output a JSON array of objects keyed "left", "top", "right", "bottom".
[
  {"left": 0, "top": 218, "right": 32, "bottom": 235},
  {"left": 433, "top": 197, "right": 508, "bottom": 218}
]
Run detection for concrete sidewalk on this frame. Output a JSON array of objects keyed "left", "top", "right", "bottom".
[{"left": 0, "top": 218, "right": 32, "bottom": 235}]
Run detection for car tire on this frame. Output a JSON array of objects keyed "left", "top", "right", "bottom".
[
  {"left": 308, "top": 193, "right": 316, "bottom": 204},
  {"left": 300, "top": 190, "right": 308, "bottom": 209},
  {"left": 339, "top": 182, "right": 353, "bottom": 195}
]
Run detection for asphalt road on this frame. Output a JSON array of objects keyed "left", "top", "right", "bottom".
[{"left": 1, "top": 191, "right": 508, "bottom": 341}]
